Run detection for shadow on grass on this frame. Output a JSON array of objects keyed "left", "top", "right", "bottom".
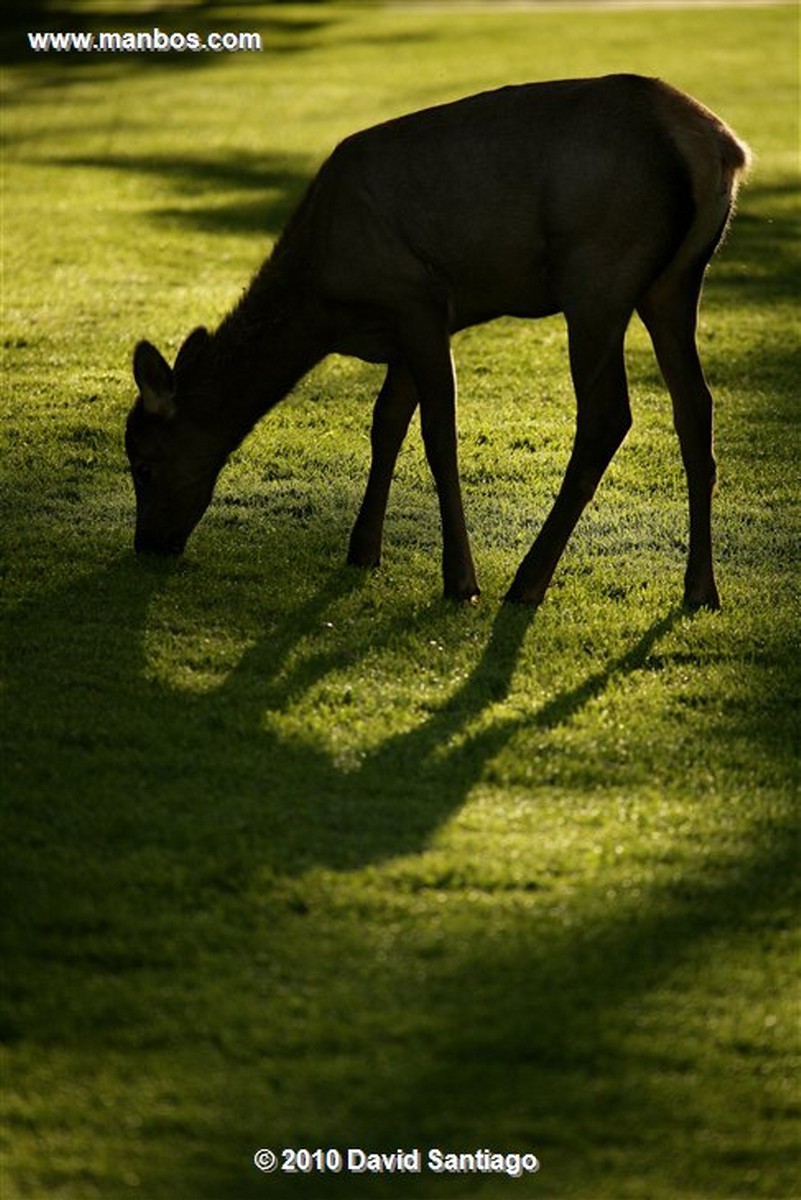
[
  {"left": 47, "top": 149, "right": 316, "bottom": 239},
  {"left": 0, "top": 550, "right": 681, "bottom": 880},
  {"left": 2, "top": 543, "right": 798, "bottom": 1195}
]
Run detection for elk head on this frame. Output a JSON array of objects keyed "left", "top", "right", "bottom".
[{"left": 126, "top": 328, "right": 227, "bottom": 556}]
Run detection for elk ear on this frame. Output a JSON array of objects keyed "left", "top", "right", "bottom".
[
  {"left": 133, "top": 340, "right": 176, "bottom": 419},
  {"left": 174, "top": 326, "right": 210, "bottom": 375}
]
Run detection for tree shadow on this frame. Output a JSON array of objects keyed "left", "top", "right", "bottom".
[
  {"left": 43, "top": 149, "right": 315, "bottom": 238},
  {"left": 313, "top": 812, "right": 798, "bottom": 1200}
]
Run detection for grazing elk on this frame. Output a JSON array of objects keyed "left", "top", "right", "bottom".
[{"left": 127, "top": 74, "right": 749, "bottom": 607}]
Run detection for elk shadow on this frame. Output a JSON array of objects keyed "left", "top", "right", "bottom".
[
  {"left": 2, "top": 549, "right": 689, "bottom": 998},
  {"left": 209, "top": 597, "right": 685, "bottom": 875}
]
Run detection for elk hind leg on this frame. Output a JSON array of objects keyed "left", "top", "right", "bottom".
[
  {"left": 506, "top": 314, "right": 632, "bottom": 607},
  {"left": 638, "top": 269, "right": 721, "bottom": 610}
]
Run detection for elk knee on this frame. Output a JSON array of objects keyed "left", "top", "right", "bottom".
[
  {"left": 709, "top": 454, "right": 718, "bottom": 490},
  {"left": 573, "top": 412, "right": 631, "bottom": 501}
]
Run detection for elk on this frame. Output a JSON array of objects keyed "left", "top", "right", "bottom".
[{"left": 127, "top": 74, "right": 749, "bottom": 607}]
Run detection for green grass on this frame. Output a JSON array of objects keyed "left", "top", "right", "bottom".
[{"left": 1, "top": 3, "right": 799, "bottom": 1198}]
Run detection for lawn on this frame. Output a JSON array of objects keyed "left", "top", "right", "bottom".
[{"left": 1, "top": 3, "right": 799, "bottom": 1198}]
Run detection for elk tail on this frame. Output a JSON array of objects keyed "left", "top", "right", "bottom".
[{"left": 654, "top": 79, "right": 752, "bottom": 273}]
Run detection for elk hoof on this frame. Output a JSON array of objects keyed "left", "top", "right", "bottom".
[
  {"left": 444, "top": 583, "right": 481, "bottom": 605},
  {"left": 683, "top": 588, "right": 721, "bottom": 612},
  {"left": 346, "top": 547, "right": 381, "bottom": 570},
  {"left": 504, "top": 581, "right": 544, "bottom": 608},
  {"left": 683, "top": 574, "right": 721, "bottom": 611}
]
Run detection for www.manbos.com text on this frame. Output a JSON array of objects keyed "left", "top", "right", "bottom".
[{"left": 28, "top": 29, "right": 263, "bottom": 54}]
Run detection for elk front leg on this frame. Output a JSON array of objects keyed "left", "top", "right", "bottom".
[
  {"left": 348, "top": 361, "right": 418, "bottom": 569},
  {"left": 506, "top": 316, "right": 631, "bottom": 607},
  {"left": 401, "top": 306, "right": 479, "bottom": 602}
]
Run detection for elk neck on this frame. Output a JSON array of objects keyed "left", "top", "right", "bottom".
[{"left": 206, "top": 243, "right": 332, "bottom": 449}]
